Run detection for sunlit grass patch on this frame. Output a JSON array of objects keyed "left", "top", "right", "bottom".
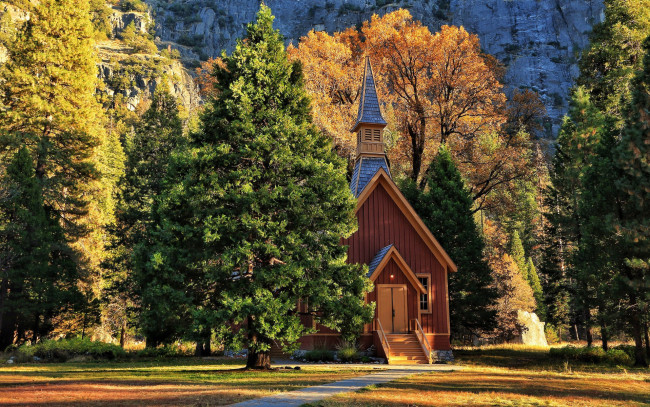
[
  {"left": 0, "top": 359, "right": 375, "bottom": 406},
  {"left": 318, "top": 367, "right": 650, "bottom": 407}
]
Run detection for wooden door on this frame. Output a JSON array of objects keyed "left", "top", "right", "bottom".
[
  {"left": 377, "top": 285, "right": 408, "bottom": 333},
  {"left": 392, "top": 286, "right": 407, "bottom": 333}
]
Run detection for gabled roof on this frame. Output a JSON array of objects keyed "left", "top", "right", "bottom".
[
  {"left": 356, "top": 168, "right": 458, "bottom": 273},
  {"left": 351, "top": 57, "right": 387, "bottom": 133},
  {"left": 350, "top": 156, "right": 391, "bottom": 197},
  {"left": 368, "top": 244, "right": 394, "bottom": 277},
  {"left": 367, "top": 245, "right": 427, "bottom": 294}
]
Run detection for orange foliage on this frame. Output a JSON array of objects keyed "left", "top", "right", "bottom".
[
  {"left": 291, "top": 10, "right": 534, "bottom": 203},
  {"left": 195, "top": 57, "right": 225, "bottom": 98},
  {"left": 483, "top": 218, "right": 536, "bottom": 339}
]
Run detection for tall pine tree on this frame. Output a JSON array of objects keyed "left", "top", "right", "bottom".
[
  {"left": 0, "top": 0, "right": 124, "bottom": 333},
  {"left": 614, "top": 35, "right": 650, "bottom": 367},
  {"left": 0, "top": 148, "right": 82, "bottom": 347},
  {"left": 142, "top": 5, "right": 373, "bottom": 368},
  {"left": 403, "top": 145, "right": 497, "bottom": 341}
]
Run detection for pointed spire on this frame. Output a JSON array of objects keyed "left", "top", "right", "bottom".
[{"left": 351, "top": 57, "right": 387, "bottom": 133}]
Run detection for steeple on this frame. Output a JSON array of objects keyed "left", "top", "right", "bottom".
[
  {"left": 349, "top": 57, "right": 391, "bottom": 197},
  {"left": 352, "top": 57, "right": 387, "bottom": 158}
]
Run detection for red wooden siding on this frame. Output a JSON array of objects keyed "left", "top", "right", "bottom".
[{"left": 343, "top": 182, "right": 449, "bottom": 335}]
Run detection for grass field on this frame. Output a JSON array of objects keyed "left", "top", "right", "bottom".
[
  {"left": 0, "top": 358, "right": 374, "bottom": 406},
  {"left": 313, "top": 345, "right": 650, "bottom": 407},
  {"left": 1, "top": 346, "right": 648, "bottom": 406}
]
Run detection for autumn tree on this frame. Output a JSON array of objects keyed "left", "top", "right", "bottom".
[{"left": 290, "top": 10, "right": 534, "bottom": 211}]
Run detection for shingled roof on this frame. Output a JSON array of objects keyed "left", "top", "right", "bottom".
[
  {"left": 350, "top": 156, "right": 391, "bottom": 197},
  {"left": 351, "top": 57, "right": 387, "bottom": 132},
  {"left": 367, "top": 244, "right": 394, "bottom": 277}
]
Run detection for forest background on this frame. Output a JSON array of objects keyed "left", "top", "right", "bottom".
[{"left": 0, "top": 0, "right": 648, "bottom": 368}]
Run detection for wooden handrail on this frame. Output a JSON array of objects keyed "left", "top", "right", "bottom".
[
  {"left": 375, "top": 318, "right": 391, "bottom": 363},
  {"left": 412, "top": 318, "right": 432, "bottom": 364}
]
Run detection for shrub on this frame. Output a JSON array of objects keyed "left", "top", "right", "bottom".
[
  {"left": 17, "top": 338, "right": 126, "bottom": 362},
  {"left": 605, "top": 349, "right": 633, "bottom": 365},
  {"left": 549, "top": 345, "right": 633, "bottom": 365},
  {"left": 304, "top": 349, "right": 334, "bottom": 362},
  {"left": 611, "top": 344, "right": 636, "bottom": 359},
  {"left": 135, "top": 344, "right": 188, "bottom": 358},
  {"left": 120, "top": 0, "right": 148, "bottom": 12},
  {"left": 336, "top": 340, "right": 361, "bottom": 362},
  {"left": 544, "top": 324, "right": 561, "bottom": 344}
]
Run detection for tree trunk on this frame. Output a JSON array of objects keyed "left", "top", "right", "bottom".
[
  {"left": 600, "top": 319, "right": 609, "bottom": 352},
  {"left": 119, "top": 319, "right": 127, "bottom": 348},
  {"left": 33, "top": 314, "right": 39, "bottom": 344},
  {"left": 584, "top": 311, "right": 593, "bottom": 347},
  {"left": 246, "top": 349, "right": 271, "bottom": 369},
  {"left": 195, "top": 342, "right": 204, "bottom": 356},
  {"left": 145, "top": 337, "right": 158, "bottom": 349},
  {"left": 643, "top": 322, "right": 650, "bottom": 358},
  {"left": 204, "top": 339, "right": 211, "bottom": 356},
  {"left": 246, "top": 315, "right": 271, "bottom": 369},
  {"left": 630, "top": 298, "right": 648, "bottom": 367}
]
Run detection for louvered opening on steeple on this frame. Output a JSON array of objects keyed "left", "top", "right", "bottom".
[{"left": 352, "top": 56, "right": 387, "bottom": 158}]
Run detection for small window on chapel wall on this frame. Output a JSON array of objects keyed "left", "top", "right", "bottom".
[
  {"left": 373, "top": 129, "right": 381, "bottom": 142},
  {"left": 417, "top": 275, "right": 431, "bottom": 313},
  {"left": 364, "top": 128, "right": 373, "bottom": 141}
]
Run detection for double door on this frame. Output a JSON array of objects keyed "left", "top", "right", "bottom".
[{"left": 377, "top": 285, "right": 407, "bottom": 333}]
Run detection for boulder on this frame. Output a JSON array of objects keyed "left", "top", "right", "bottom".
[{"left": 515, "top": 310, "right": 548, "bottom": 347}]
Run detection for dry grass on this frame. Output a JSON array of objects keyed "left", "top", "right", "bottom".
[
  {"left": 0, "top": 358, "right": 374, "bottom": 406},
  {"left": 315, "top": 367, "right": 650, "bottom": 406},
  {"left": 312, "top": 345, "right": 650, "bottom": 407}
]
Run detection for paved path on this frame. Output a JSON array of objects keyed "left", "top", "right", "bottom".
[{"left": 229, "top": 364, "right": 460, "bottom": 407}]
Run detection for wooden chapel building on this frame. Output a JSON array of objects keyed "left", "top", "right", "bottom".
[{"left": 299, "top": 58, "right": 456, "bottom": 364}]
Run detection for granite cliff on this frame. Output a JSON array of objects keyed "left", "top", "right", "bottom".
[{"left": 149, "top": 0, "right": 604, "bottom": 135}]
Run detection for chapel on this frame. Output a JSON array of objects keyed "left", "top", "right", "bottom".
[{"left": 300, "top": 57, "right": 456, "bottom": 364}]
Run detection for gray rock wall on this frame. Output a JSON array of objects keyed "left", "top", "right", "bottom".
[{"left": 150, "top": 0, "right": 605, "bottom": 136}]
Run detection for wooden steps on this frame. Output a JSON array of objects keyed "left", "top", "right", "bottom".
[{"left": 386, "top": 333, "right": 430, "bottom": 364}]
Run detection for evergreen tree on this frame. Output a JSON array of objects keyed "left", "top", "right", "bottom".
[
  {"left": 105, "top": 86, "right": 186, "bottom": 347},
  {"left": 613, "top": 35, "right": 650, "bottom": 367},
  {"left": 144, "top": 5, "right": 372, "bottom": 368},
  {"left": 526, "top": 257, "right": 545, "bottom": 319},
  {"left": 0, "top": 148, "right": 82, "bottom": 347},
  {"left": 403, "top": 145, "right": 497, "bottom": 340},
  {"left": 509, "top": 231, "right": 529, "bottom": 281},
  {"left": 578, "top": 0, "right": 650, "bottom": 116},
  {"left": 0, "top": 0, "right": 124, "bottom": 331}
]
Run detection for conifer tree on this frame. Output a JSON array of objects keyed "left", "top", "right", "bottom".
[
  {"left": 0, "top": 0, "right": 124, "bottom": 315},
  {"left": 613, "top": 35, "right": 650, "bottom": 367},
  {"left": 0, "top": 148, "right": 82, "bottom": 347},
  {"left": 509, "top": 231, "right": 529, "bottom": 282},
  {"left": 526, "top": 257, "right": 545, "bottom": 319},
  {"left": 105, "top": 86, "right": 186, "bottom": 346},
  {"left": 145, "top": 5, "right": 372, "bottom": 368},
  {"left": 403, "top": 145, "right": 497, "bottom": 340},
  {"left": 578, "top": 0, "right": 650, "bottom": 116}
]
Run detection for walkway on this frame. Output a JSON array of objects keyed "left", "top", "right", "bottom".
[{"left": 229, "top": 364, "right": 460, "bottom": 407}]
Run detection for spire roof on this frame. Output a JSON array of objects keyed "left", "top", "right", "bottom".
[{"left": 351, "top": 57, "right": 387, "bottom": 132}]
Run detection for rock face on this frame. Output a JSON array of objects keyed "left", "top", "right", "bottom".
[
  {"left": 149, "top": 0, "right": 604, "bottom": 136},
  {"left": 515, "top": 310, "right": 548, "bottom": 347},
  {"left": 97, "top": 7, "right": 201, "bottom": 113}
]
